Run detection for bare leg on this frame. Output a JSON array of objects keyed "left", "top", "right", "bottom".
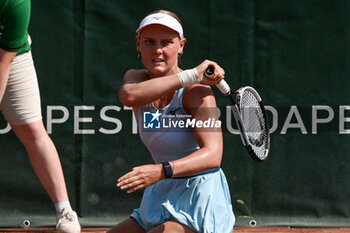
[
  {"left": 11, "top": 120, "right": 69, "bottom": 204},
  {"left": 148, "top": 221, "right": 197, "bottom": 233},
  {"left": 107, "top": 218, "right": 146, "bottom": 233}
]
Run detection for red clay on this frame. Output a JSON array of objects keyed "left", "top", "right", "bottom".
[{"left": 0, "top": 228, "right": 350, "bottom": 233}]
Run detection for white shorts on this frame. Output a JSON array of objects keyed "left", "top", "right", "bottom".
[{"left": 0, "top": 51, "right": 42, "bottom": 125}]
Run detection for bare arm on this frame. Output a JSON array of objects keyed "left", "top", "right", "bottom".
[
  {"left": 171, "top": 84, "right": 223, "bottom": 177},
  {"left": 118, "top": 69, "right": 182, "bottom": 107},
  {"left": 118, "top": 60, "right": 224, "bottom": 108},
  {"left": 0, "top": 48, "right": 17, "bottom": 103}
]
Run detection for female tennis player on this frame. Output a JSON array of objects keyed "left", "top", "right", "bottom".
[{"left": 109, "top": 9, "right": 235, "bottom": 233}]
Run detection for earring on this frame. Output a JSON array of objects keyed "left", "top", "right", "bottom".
[{"left": 137, "top": 52, "right": 140, "bottom": 59}]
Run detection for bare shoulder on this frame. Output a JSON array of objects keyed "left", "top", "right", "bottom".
[
  {"left": 123, "top": 69, "right": 149, "bottom": 84},
  {"left": 182, "top": 84, "right": 217, "bottom": 111}
]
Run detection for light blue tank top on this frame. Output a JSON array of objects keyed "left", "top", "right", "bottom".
[{"left": 137, "top": 88, "right": 200, "bottom": 164}]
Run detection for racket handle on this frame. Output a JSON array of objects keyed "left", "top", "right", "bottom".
[
  {"left": 205, "top": 65, "right": 215, "bottom": 78},
  {"left": 216, "top": 79, "right": 231, "bottom": 95},
  {"left": 205, "top": 66, "right": 231, "bottom": 95}
]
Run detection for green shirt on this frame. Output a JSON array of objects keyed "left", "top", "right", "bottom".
[{"left": 0, "top": 0, "right": 31, "bottom": 55}]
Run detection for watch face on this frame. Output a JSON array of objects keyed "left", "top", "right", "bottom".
[{"left": 163, "top": 162, "right": 173, "bottom": 178}]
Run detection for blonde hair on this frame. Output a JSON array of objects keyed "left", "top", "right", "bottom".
[{"left": 147, "top": 9, "right": 183, "bottom": 26}]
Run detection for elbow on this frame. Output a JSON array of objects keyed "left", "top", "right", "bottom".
[
  {"left": 212, "top": 156, "right": 222, "bottom": 169},
  {"left": 119, "top": 88, "right": 137, "bottom": 107},
  {"left": 206, "top": 146, "right": 223, "bottom": 169}
]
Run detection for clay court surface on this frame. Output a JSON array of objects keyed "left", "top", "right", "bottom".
[{"left": 0, "top": 228, "right": 349, "bottom": 233}]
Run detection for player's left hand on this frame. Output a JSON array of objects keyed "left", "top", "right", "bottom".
[{"left": 117, "top": 164, "right": 164, "bottom": 193}]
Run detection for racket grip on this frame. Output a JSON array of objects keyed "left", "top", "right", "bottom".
[
  {"left": 216, "top": 80, "right": 231, "bottom": 95},
  {"left": 205, "top": 65, "right": 231, "bottom": 95},
  {"left": 205, "top": 66, "right": 215, "bottom": 78}
]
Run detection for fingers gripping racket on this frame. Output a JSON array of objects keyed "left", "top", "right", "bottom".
[{"left": 205, "top": 66, "right": 270, "bottom": 162}]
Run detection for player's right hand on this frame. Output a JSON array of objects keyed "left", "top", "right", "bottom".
[{"left": 195, "top": 60, "right": 225, "bottom": 86}]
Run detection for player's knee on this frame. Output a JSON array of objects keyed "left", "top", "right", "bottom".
[{"left": 160, "top": 221, "right": 196, "bottom": 233}]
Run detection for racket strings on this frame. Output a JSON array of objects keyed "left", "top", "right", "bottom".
[{"left": 239, "top": 90, "right": 269, "bottom": 159}]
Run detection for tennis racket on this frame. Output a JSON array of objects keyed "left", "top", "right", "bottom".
[{"left": 205, "top": 66, "right": 270, "bottom": 162}]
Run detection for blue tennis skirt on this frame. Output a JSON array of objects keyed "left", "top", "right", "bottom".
[{"left": 131, "top": 168, "right": 235, "bottom": 233}]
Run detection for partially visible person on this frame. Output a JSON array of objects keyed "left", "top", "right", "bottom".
[
  {"left": 0, "top": 1, "right": 80, "bottom": 232},
  {"left": 108, "top": 9, "right": 235, "bottom": 233}
]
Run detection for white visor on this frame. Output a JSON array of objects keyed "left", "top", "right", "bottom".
[{"left": 136, "top": 13, "right": 184, "bottom": 39}]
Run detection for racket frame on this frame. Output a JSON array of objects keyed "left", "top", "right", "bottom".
[
  {"left": 205, "top": 65, "right": 270, "bottom": 161},
  {"left": 226, "top": 87, "right": 269, "bottom": 161}
]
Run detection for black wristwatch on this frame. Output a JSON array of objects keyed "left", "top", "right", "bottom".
[{"left": 162, "top": 162, "right": 173, "bottom": 178}]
